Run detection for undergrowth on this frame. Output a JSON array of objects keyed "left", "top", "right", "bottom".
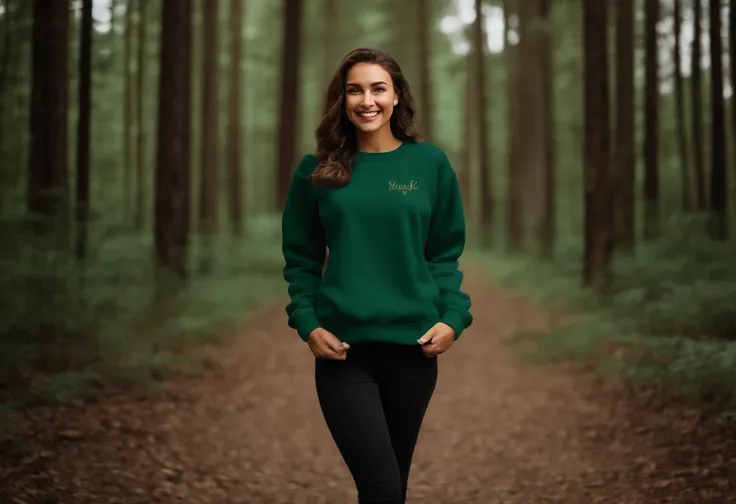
[
  {"left": 0, "top": 213, "right": 287, "bottom": 409},
  {"left": 472, "top": 214, "right": 736, "bottom": 418}
]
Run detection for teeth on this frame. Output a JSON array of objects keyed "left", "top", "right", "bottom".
[{"left": 357, "top": 111, "right": 379, "bottom": 117}]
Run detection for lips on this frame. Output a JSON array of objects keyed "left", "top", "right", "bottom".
[{"left": 355, "top": 110, "right": 381, "bottom": 121}]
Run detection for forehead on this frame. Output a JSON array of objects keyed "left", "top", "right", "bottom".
[{"left": 345, "top": 63, "right": 393, "bottom": 86}]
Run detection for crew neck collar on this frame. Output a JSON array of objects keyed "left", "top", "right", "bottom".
[{"left": 355, "top": 142, "right": 406, "bottom": 161}]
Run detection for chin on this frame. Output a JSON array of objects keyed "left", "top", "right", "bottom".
[{"left": 356, "top": 123, "right": 383, "bottom": 133}]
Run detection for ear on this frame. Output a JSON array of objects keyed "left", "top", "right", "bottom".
[{"left": 394, "top": 98, "right": 398, "bottom": 106}]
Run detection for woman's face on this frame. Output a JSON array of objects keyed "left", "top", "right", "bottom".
[{"left": 344, "top": 62, "right": 398, "bottom": 135}]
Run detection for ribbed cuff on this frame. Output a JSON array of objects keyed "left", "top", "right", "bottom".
[
  {"left": 441, "top": 310, "right": 467, "bottom": 340},
  {"left": 292, "top": 310, "right": 321, "bottom": 342}
]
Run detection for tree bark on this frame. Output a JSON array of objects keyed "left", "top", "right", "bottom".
[
  {"left": 582, "top": 0, "right": 613, "bottom": 287},
  {"left": 504, "top": 0, "right": 523, "bottom": 253},
  {"left": 614, "top": 0, "right": 635, "bottom": 251},
  {"left": 417, "top": 0, "right": 433, "bottom": 140},
  {"left": 75, "top": 0, "right": 93, "bottom": 259},
  {"left": 135, "top": 0, "right": 146, "bottom": 229},
  {"left": 459, "top": 56, "right": 474, "bottom": 215},
  {"left": 673, "top": 0, "right": 690, "bottom": 211},
  {"left": 708, "top": 0, "right": 727, "bottom": 239},
  {"left": 27, "top": 0, "right": 69, "bottom": 232},
  {"left": 155, "top": 0, "right": 193, "bottom": 280},
  {"left": 123, "top": 0, "right": 133, "bottom": 219},
  {"left": 730, "top": 0, "right": 735, "bottom": 141},
  {"left": 226, "top": 0, "right": 244, "bottom": 236},
  {"left": 643, "top": 0, "right": 659, "bottom": 239},
  {"left": 691, "top": 0, "right": 706, "bottom": 209},
  {"left": 518, "top": 0, "right": 549, "bottom": 258},
  {"left": 539, "top": 0, "right": 555, "bottom": 258},
  {"left": 199, "top": 0, "right": 220, "bottom": 233},
  {"left": 321, "top": 0, "right": 337, "bottom": 92},
  {"left": 276, "top": 0, "right": 303, "bottom": 208},
  {"left": 473, "top": 0, "right": 493, "bottom": 248}
]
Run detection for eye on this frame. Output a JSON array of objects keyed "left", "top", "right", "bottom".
[
  {"left": 346, "top": 88, "right": 361, "bottom": 94},
  {"left": 374, "top": 87, "right": 386, "bottom": 93}
]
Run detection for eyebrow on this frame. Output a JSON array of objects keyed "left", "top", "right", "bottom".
[{"left": 346, "top": 81, "right": 388, "bottom": 87}]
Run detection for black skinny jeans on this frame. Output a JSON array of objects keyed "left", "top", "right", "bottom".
[{"left": 315, "top": 341, "right": 438, "bottom": 504}]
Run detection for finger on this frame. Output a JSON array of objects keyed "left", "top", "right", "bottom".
[
  {"left": 323, "top": 338, "right": 350, "bottom": 356},
  {"left": 423, "top": 348, "right": 438, "bottom": 357},
  {"left": 317, "top": 347, "right": 340, "bottom": 359},
  {"left": 425, "top": 344, "right": 444, "bottom": 356},
  {"left": 326, "top": 339, "right": 347, "bottom": 354},
  {"left": 417, "top": 330, "right": 434, "bottom": 345},
  {"left": 321, "top": 346, "right": 347, "bottom": 360}
]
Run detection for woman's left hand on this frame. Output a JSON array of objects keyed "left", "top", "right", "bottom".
[{"left": 417, "top": 322, "right": 456, "bottom": 357}]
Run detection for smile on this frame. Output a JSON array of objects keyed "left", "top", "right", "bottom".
[{"left": 356, "top": 110, "right": 380, "bottom": 121}]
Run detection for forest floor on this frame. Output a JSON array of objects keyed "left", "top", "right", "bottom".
[{"left": 1, "top": 264, "right": 735, "bottom": 504}]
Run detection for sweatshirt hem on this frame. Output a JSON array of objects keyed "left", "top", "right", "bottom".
[{"left": 321, "top": 318, "right": 440, "bottom": 346}]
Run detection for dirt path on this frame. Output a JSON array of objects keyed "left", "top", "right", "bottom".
[{"left": 1, "top": 266, "right": 734, "bottom": 503}]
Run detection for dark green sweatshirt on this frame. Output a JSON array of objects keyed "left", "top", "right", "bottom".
[{"left": 281, "top": 141, "right": 473, "bottom": 346}]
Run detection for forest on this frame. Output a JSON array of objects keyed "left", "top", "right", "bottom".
[{"left": 0, "top": 0, "right": 735, "bottom": 502}]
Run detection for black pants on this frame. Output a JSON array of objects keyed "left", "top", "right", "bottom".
[{"left": 315, "top": 341, "right": 438, "bottom": 504}]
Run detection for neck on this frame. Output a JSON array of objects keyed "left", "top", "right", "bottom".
[{"left": 356, "top": 127, "right": 402, "bottom": 153}]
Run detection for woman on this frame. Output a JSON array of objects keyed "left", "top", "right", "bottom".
[{"left": 281, "top": 47, "right": 472, "bottom": 504}]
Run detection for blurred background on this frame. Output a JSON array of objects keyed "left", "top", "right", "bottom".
[{"left": 0, "top": 0, "right": 734, "bottom": 411}]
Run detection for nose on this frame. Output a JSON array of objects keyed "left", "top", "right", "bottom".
[{"left": 360, "top": 92, "right": 375, "bottom": 107}]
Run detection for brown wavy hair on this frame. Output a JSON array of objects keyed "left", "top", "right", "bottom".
[{"left": 310, "top": 47, "right": 422, "bottom": 188}]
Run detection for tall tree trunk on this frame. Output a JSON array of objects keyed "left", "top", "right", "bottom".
[
  {"left": 504, "top": 0, "right": 523, "bottom": 253},
  {"left": 417, "top": 0, "right": 433, "bottom": 140},
  {"left": 123, "top": 0, "right": 133, "bottom": 219},
  {"left": 708, "top": 0, "right": 727, "bottom": 239},
  {"left": 321, "top": 0, "right": 337, "bottom": 93},
  {"left": 0, "top": 1, "right": 11, "bottom": 96},
  {"left": 730, "top": 0, "right": 735, "bottom": 140},
  {"left": 276, "top": 0, "right": 303, "bottom": 208},
  {"left": 226, "top": 0, "right": 244, "bottom": 236},
  {"left": 643, "top": 0, "right": 659, "bottom": 239},
  {"left": 199, "top": 0, "right": 220, "bottom": 233},
  {"left": 540, "top": 0, "right": 555, "bottom": 258},
  {"left": 518, "top": 0, "right": 548, "bottom": 258},
  {"left": 27, "top": 0, "right": 69, "bottom": 232},
  {"left": 0, "top": 0, "right": 18, "bottom": 216},
  {"left": 389, "top": 1, "right": 418, "bottom": 107},
  {"left": 691, "top": 0, "right": 706, "bottom": 209},
  {"left": 614, "top": 0, "right": 635, "bottom": 252},
  {"left": 473, "top": 0, "right": 493, "bottom": 248},
  {"left": 459, "top": 57, "right": 474, "bottom": 214},
  {"left": 0, "top": 0, "right": 15, "bottom": 177},
  {"left": 155, "top": 0, "right": 193, "bottom": 281},
  {"left": 673, "top": 0, "right": 691, "bottom": 211},
  {"left": 582, "top": 0, "right": 613, "bottom": 287},
  {"left": 135, "top": 0, "right": 146, "bottom": 229},
  {"left": 75, "top": 0, "right": 92, "bottom": 259}
]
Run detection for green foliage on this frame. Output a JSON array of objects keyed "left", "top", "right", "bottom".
[
  {"left": 472, "top": 221, "right": 736, "bottom": 414},
  {"left": 0, "top": 214, "right": 286, "bottom": 408},
  {"left": 609, "top": 215, "right": 736, "bottom": 341}
]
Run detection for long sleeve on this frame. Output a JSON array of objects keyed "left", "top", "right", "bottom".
[
  {"left": 425, "top": 154, "right": 473, "bottom": 339},
  {"left": 281, "top": 155, "right": 326, "bottom": 342}
]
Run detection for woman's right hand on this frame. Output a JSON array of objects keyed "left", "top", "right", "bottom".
[{"left": 307, "top": 328, "right": 350, "bottom": 360}]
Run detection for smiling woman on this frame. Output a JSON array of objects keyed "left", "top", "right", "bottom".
[
  {"left": 280, "top": 47, "right": 473, "bottom": 504},
  {"left": 345, "top": 69, "right": 396, "bottom": 129},
  {"left": 311, "top": 47, "right": 422, "bottom": 188}
]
